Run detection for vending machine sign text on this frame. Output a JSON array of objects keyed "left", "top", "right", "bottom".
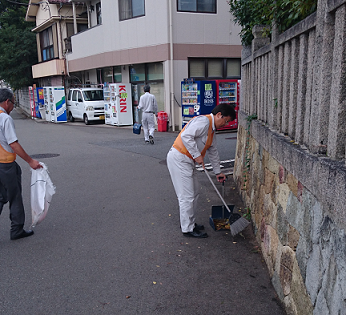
[{"left": 119, "top": 85, "right": 128, "bottom": 112}]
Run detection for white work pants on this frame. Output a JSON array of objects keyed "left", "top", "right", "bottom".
[
  {"left": 142, "top": 112, "right": 155, "bottom": 141},
  {"left": 167, "top": 147, "right": 199, "bottom": 233}
]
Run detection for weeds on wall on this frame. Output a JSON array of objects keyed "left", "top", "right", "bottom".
[{"left": 243, "top": 114, "right": 258, "bottom": 189}]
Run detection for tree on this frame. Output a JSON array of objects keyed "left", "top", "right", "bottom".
[
  {"left": 0, "top": 0, "right": 37, "bottom": 90},
  {"left": 229, "top": 0, "right": 318, "bottom": 46}
]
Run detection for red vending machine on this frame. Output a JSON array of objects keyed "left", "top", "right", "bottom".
[{"left": 215, "top": 80, "right": 240, "bottom": 130}]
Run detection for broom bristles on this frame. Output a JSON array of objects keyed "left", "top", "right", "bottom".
[{"left": 230, "top": 217, "right": 250, "bottom": 236}]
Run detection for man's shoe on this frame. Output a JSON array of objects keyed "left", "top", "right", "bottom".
[
  {"left": 195, "top": 223, "right": 205, "bottom": 230},
  {"left": 11, "top": 229, "right": 34, "bottom": 240},
  {"left": 183, "top": 228, "right": 208, "bottom": 238},
  {"left": 145, "top": 140, "right": 150, "bottom": 144},
  {"left": 149, "top": 135, "right": 154, "bottom": 144}
]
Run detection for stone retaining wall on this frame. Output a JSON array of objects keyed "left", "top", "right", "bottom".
[
  {"left": 234, "top": 1, "right": 346, "bottom": 313},
  {"left": 235, "top": 112, "right": 346, "bottom": 314}
]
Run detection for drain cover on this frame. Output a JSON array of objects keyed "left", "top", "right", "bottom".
[{"left": 31, "top": 153, "right": 60, "bottom": 159}]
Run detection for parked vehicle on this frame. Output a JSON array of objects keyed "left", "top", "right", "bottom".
[{"left": 66, "top": 88, "right": 105, "bottom": 124}]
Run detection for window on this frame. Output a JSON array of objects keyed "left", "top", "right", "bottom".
[
  {"left": 189, "top": 59, "right": 205, "bottom": 78},
  {"left": 189, "top": 58, "right": 241, "bottom": 79},
  {"left": 119, "top": 0, "right": 145, "bottom": 21},
  {"left": 147, "top": 63, "right": 163, "bottom": 80},
  {"left": 208, "top": 59, "right": 223, "bottom": 78},
  {"left": 130, "top": 64, "right": 145, "bottom": 82},
  {"left": 113, "top": 66, "right": 122, "bottom": 82},
  {"left": 96, "top": 66, "right": 123, "bottom": 84},
  {"left": 227, "top": 59, "right": 241, "bottom": 77},
  {"left": 103, "top": 67, "right": 113, "bottom": 83},
  {"left": 40, "top": 27, "right": 54, "bottom": 61},
  {"left": 83, "top": 90, "right": 104, "bottom": 101},
  {"left": 96, "top": 2, "right": 102, "bottom": 25},
  {"left": 177, "top": 0, "right": 216, "bottom": 13},
  {"left": 72, "top": 90, "right": 82, "bottom": 102}
]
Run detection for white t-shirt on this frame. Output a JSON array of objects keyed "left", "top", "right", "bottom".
[{"left": 0, "top": 106, "right": 17, "bottom": 153}]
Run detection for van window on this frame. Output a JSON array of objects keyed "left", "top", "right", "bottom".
[
  {"left": 68, "top": 89, "right": 72, "bottom": 100},
  {"left": 72, "top": 90, "right": 79, "bottom": 101},
  {"left": 83, "top": 90, "right": 104, "bottom": 101}
]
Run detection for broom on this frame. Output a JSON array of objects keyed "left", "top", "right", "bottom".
[{"left": 203, "top": 166, "right": 250, "bottom": 236}]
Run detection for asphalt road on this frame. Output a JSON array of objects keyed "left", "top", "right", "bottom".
[{"left": 0, "top": 109, "right": 286, "bottom": 315}]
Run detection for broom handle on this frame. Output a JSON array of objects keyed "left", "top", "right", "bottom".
[{"left": 203, "top": 166, "right": 232, "bottom": 213}]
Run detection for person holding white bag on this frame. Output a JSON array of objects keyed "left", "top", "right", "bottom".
[{"left": 0, "top": 88, "right": 42, "bottom": 240}]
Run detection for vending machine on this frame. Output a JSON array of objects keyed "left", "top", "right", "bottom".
[
  {"left": 35, "top": 87, "right": 44, "bottom": 119},
  {"left": 181, "top": 79, "right": 216, "bottom": 127},
  {"left": 215, "top": 79, "right": 240, "bottom": 130},
  {"left": 43, "top": 87, "right": 50, "bottom": 122},
  {"left": 43, "top": 86, "right": 67, "bottom": 123},
  {"left": 104, "top": 83, "right": 133, "bottom": 126}
]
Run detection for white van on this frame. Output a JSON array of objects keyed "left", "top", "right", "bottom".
[{"left": 66, "top": 88, "right": 105, "bottom": 124}]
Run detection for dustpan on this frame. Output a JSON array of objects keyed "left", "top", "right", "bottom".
[
  {"left": 208, "top": 182, "right": 241, "bottom": 231},
  {"left": 203, "top": 167, "right": 246, "bottom": 233}
]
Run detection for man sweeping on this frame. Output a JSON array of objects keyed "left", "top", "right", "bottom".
[{"left": 167, "top": 104, "right": 236, "bottom": 238}]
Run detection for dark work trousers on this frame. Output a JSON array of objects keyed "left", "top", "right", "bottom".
[{"left": 0, "top": 161, "right": 25, "bottom": 237}]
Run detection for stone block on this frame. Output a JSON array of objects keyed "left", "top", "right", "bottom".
[
  {"left": 264, "top": 168, "right": 275, "bottom": 194},
  {"left": 280, "top": 246, "right": 295, "bottom": 296},
  {"left": 266, "top": 153, "right": 280, "bottom": 175},
  {"left": 262, "top": 224, "right": 279, "bottom": 276},
  {"left": 287, "top": 224, "right": 300, "bottom": 251},
  {"left": 277, "top": 203, "right": 289, "bottom": 244},
  {"left": 277, "top": 183, "right": 291, "bottom": 214},
  {"left": 305, "top": 244, "right": 322, "bottom": 304},
  {"left": 291, "top": 258, "right": 314, "bottom": 315},
  {"left": 287, "top": 172, "right": 299, "bottom": 197},
  {"left": 263, "top": 192, "right": 277, "bottom": 228}
]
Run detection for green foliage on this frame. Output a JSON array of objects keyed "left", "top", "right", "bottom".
[
  {"left": 229, "top": 0, "right": 317, "bottom": 46},
  {"left": 0, "top": 0, "right": 37, "bottom": 90}
]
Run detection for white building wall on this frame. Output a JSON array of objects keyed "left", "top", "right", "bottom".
[
  {"left": 69, "top": 0, "right": 169, "bottom": 61},
  {"left": 173, "top": 1, "right": 241, "bottom": 45}
]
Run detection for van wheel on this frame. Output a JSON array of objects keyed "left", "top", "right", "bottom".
[
  {"left": 84, "top": 114, "right": 90, "bottom": 125},
  {"left": 69, "top": 112, "right": 74, "bottom": 122}
]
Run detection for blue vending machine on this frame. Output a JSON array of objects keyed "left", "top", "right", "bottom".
[
  {"left": 35, "top": 87, "right": 44, "bottom": 119},
  {"left": 181, "top": 79, "right": 216, "bottom": 127}
]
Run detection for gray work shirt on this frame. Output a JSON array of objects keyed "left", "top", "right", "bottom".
[
  {"left": 181, "top": 114, "right": 221, "bottom": 174},
  {"left": 0, "top": 106, "right": 17, "bottom": 153},
  {"left": 138, "top": 92, "right": 158, "bottom": 114}
]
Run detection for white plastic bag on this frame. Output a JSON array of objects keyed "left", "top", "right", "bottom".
[{"left": 30, "top": 162, "right": 56, "bottom": 228}]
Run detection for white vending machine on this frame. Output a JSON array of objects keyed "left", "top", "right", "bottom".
[
  {"left": 43, "top": 87, "right": 51, "bottom": 122},
  {"left": 43, "top": 86, "right": 67, "bottom": 123},
  {"left": 104, "top": 83, "right": 133, "bottom": 126}
]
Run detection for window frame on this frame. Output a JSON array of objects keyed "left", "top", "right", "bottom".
[
  {"left": 177, "top": 0, "right": 217, "bottom": 14},
  {"left": 96, "top": 2, "right": 102, "bottom": 25},
  {"left": 40, "top": 27, "right": 54, "bottom": 62},
  {"left": 188, "top": 58, "right": 241, "bottom": 79},
  {"left": 119, "top": 0, "right": 145, "bottom": 21}
]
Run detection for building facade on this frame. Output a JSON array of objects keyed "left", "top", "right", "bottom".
[{"left": 26, "top": 0, "right": 242, "bottom": 129}]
